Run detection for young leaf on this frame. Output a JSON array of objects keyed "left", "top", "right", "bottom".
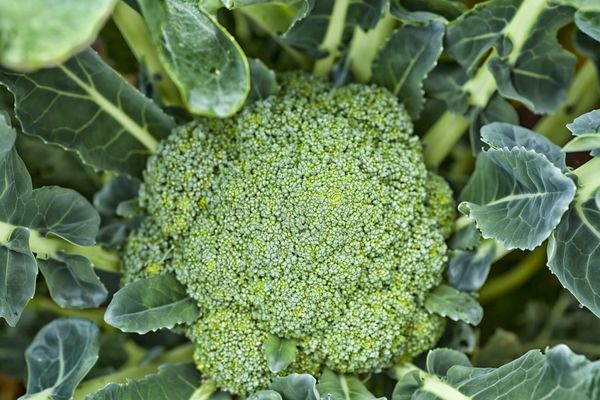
[
  {"left": 21, "top": 318, "right": 99, "bottom": 400},
  {"left": 565, "top": 108, "right": 600, "bottom": 156},
  {"left": 38, "top": 253, "right": 108, "bottom": 309},
  {"left": 264, "top": 335, "right": 297, "bottom": 373},
  {"left": 0, "top": 48, "right": 175, "bottom": 177},
  {"left": 425, "top": 348, "right": 472, "bottom": 377},
  {"left": 425, "top": 284, "right": 483, "bottom": 325},
  {"left": 316, "top": 369, "right": 381, "bottom": 400},
  {"left": 105, "top": 274, "right": 200, "bottom": 334},
  {"left": 137, "top": 0, "right": 250, "bottom": 117},
  {"left": 447, "top": 241, "right": 495, "bottom": 292},
  {"left": 371, "top": 20, "right": 444, "bottom": 119},
  {"left": 459, "top": 148, "right": 576, "bottom": 251},
  {"left": 0, "top": 228, "right": 37, "bottom": 326},
  {"left": 547, "top": 198, "right": 600, "bottom": 318},
  {"left": 249, "top": 390, "right": 284, "bottom": 400},
  {"left": 248, "top": 59, "right": 278, "bottom": 104},
  {"left": 87, "top": 363, "right": 203, "bottom": 400},
  {"left": 0, "top": 0, "right": 117, "bottom": 71},
  {"left": 270, "top": 374, "right": 320, "bottom": 400}
]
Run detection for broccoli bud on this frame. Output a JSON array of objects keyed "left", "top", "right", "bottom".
[{"left": 123, "top": 72, "right": 455, "bottom": 394}]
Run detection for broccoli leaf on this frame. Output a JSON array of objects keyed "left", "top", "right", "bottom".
[
  {"left": 264, "top": 335, "right": 298, "bottom": 373},
  {"left": 105, "top": 274, "right": 200, "bottom": 334},
  {"left": 87, "top": 363, "right": 203, "bottom": 400},
  {"left": 425, "top": 284, "right": 483, "bottom": 325},
  {"left": 547, "top": 198, "right": 600, "bottom": 318},
  {"left": 394, "top": 345, "right": 600, "bottom": 399},
  {"left": 317, "top": 369, "right": 382, "bottom": 400},
  {"left": 270, "top": 374, "right": 320, "bottom": 400},
  {"left": 0, "top": 0, "right": 116, "bottom": 71},
  {"left": 459, "top": 144, "right": 576, "bottom": 250},
  {"left": 21, "top": 318, "right": 99, "bottom": 400},
  {"left": 447, "top": 240, "right": 495, "bottom": 292},
  {"left": 389, "top": 0, "right": 465, "bottom": 23},
  {"left": 0, "top": 49, "right": 175, "bottom": 177},
  {"left": 250, "top": 391, "right": 284, "bottom": 400},
  {"left": 564, "top": 109, "right": 600, "bottom": 155},
  {"left": 137, "top": 0, "right": 250, "bottom": 117},
  {"left": 425, "top": 348, "right": 472, "bottom": 378},
  {"left": 248, "top": 59, "right": 279, "bottom": 104},
  {"left": 371, "top": 20, "right": 445, "bottom": 118}
]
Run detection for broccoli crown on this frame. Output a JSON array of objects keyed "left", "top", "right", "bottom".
[{"left": 123, "top": 72, "right": 455, "bottom": 395}]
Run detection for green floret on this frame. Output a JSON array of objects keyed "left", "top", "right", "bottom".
[{"left": 123, "top": 72, "right": 455, "bottom": 395}]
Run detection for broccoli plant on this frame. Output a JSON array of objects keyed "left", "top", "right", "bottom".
[{"left": 1, "top": 0, "right": 600, "bottom": 400}]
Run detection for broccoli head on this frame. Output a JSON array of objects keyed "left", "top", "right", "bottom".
[{"left": 123, "top": 72, "right": 455, "bottom": 394}]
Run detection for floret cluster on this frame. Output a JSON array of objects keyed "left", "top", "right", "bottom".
[{"left": 123, "top": 73, "right": 455, "bottom": 394}]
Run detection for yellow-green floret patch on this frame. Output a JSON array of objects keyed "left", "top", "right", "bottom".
[{"left": 123, "top": 72, "right": 455, "bottom": 395}]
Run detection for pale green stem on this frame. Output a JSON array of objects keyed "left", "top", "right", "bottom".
[
  {"left": 479, "top": 246, "right": 546, "bottom": 303},
  {"left": 535, "top": 60, "right": 599, "bottom": 144},
  {"left": 573, "top": 156, "right": 600, "bottom": 204},
  {"left": 27, "top": 297, "right": 108, "bottom": 328},
  {"left": 390, "top": 365, "right": 470, "bottom": 400},
  {"left": 112, "top": 1, "right": 183, "bottom": 107},
  {"left": 503, "top": 0, "right": 548, "bottom": 65},
  {"left": 0, "top": 221, "right": 120, "bottom": 272},
  {"left": 423, "top": 112, "right": 471, "bottom": 168},
  {"left": 313, "top": 0, "right": 351, "bottom": 76},
  {"left": 347, "top": 12, "right": 397, "bottom": 83},
  {"left": 73, "top": 343, "right": 196, "bottom": 400}
]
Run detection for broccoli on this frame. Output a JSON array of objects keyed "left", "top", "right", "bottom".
[{"left": 123, "top": 72, "right": 455, "bottom": 395}]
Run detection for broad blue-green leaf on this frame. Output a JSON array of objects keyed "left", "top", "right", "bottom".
[
  {"left": 87, "top": 363, "right": 202, "bottom": 400},
  {"left": 481, "top": 122, "right": 567, "bottom": 170},
  {"left": 447, "top": 241, "right": 495, "bottom": 292},
  {"left": 38, "top": 253, "right": 107, "bottom": 309},
  {"left": 248, "top": 59, "right": 278, "bottom": 104},
  {"left": 0, "top": 48, "right": 175, "bottom": 177},
  {"left": 459, "top": 148, "right": 576, "bottom": 250},
  {"left": 488, "top": 5, "right": 576, "bottom": 114},
  {"left": 390, "top": 0, "right": 464, "bottom": 23},
  {"left": 264, "top": 335, "right": 297, "bottom": 373},
  {"left": 576, "top": 11, "right": 600, "bottom": 42},
  {"left": 21, "top": 318, "right": 99, "bottom": 400},
  {"left": 0, "top": 0, "right": 117, "bottom": 71},
  {"left": 0, "top": 228, "right": 36, "bottom": 326},
  {"left": 395, "top": 345, "right": 600, "bottom": 399},
  {"left": 446, "top": 0, "right": 519, "bottom": 73},
  {"left": 138, "top": 0, "right": 249, "bottom": 117},
  {"left": 547, "top": 198, "right": 600, "bottom": 318},
  {"left": 250, "top": 390, "right": 284, "bottom": 400},
  {"left": 105, "top": 274, "right": 200, "bottom": 334},
  {"left": 469, "top": 93, "right": 519, "bottom": 154},
  {"left": 425, "top": 348, "right": 472, "bottom": 377},
  {"left": 279, "top": 0, "right": 331, "bottom": 58},
  {"left": 449, "top": 223, "right": 480, "bottom": 251},
  {"left": 270, "top": 374, "right": 319, "bottom": 400},
  {"left": 372, "top": 21, "right": 445, "bottom": 118},
  {"left": 317, "top": 369, "right": 381, "bottom": 400},
  {"left": 565, "top": 108, "right": 600, "bottom": 155},
  {"left": 425, "top": 284, "right": 483, "bottom": 325}
]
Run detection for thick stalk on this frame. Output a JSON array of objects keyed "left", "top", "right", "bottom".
[
  {"left": 72, "top": 343, "right": 196, "bottom": 400},
  {"left": 423, "top": 112, "right": 471, "bottom": 168},
  {"left": 0, "top": 220, "right": 120, "bottom": 272},
  {"left": 313, "top": 0, "right": 351, "bottom": 76},
  {"left": 27, "top": 297, "right": 108, "bottom": 328},
  {"left": 112, "top": 1, "right": 182, "bottom": 107},
  {"left": 573, "top": 156, "right": 600, "bottom": 204},
  {"left": 347, "top": 13, "right": 397, "bottom": 83}
]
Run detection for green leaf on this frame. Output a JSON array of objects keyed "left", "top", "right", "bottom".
[
  {"left": 447, "top": 241, "right": 495, "bottom": 292},
  {"left": 249, "top": 391, "right": 284, "bottom": 400},
  {"left": 248, "top": 59, "right": 278, "bottom": 104},
  {"left": 576, "top": 10, "right": 600, "bottom": 42},
  {"left": 425, "top": 348, "right": 472, "bottom": 377},
  {"left": 468, "top": 93, "right": 519, "bottom": 154},
  {"left": 563, "top": 133, "right": 600, "bottom": 153},
  {"left": 317, "top": 369, "right": 381, "bottom": 400},
  {"left": 449, "top": 222, "right": 481, "bottom": 251},
  {"left": 371, "top": 20, "right": 445, "bottom": 118},
  {"left": 105, "top": 274, "right": 200, "bottom": 334},
  {"left": 87, "top": 363, "right": 203, "bottom": 400},
  {"left": 390, "top": 0, "right": 465, "bottom": 23},
  {"left": 270, "top": 374, "right": 319, "bottom": 400},
  {"left": 264, "top": 335, "right": 297, "bottom": 373},
  {"left": 138, "top": 0, "right": 249, "bottom": 117},
  {"left": 0, "top": 0, "right": 117, "bottom": 70},
  {"left": 395, "top": 345, "right": 600, "bottom": 399},
  {"left": 459, "top": 147, "right": 576, "bottom": 251},
  {"left": 0, "top": 228, "right": 37, "bottom": 326},
  {"left": 21, "top": 318, "right": 99, "bottom": 400},
  {"left": 565, "top": 109, "right": 600, "bottom": 156},
  {"left": 279, "top": 0, "right": 331, "bottom": 58},
  {"left": 480, "top": 122, "right": 567, "bottom": 170},
  {"left": 446, "top": 0, "right": 519, "bottom": 73},
  {"left": 488, "top": 5, "right": 576, "bottom": 114},
  {"left": 425, "top": 284, "right": 483, "bottom": 325},
  {"left": 38, "top": 253, "right": 108, "bottom": 309},
  {"left": 547, "top": 198, "right": 600, "bottom": 318},
  {"left": 0, "top": 48, "right": 175, "bottom": 177}
]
